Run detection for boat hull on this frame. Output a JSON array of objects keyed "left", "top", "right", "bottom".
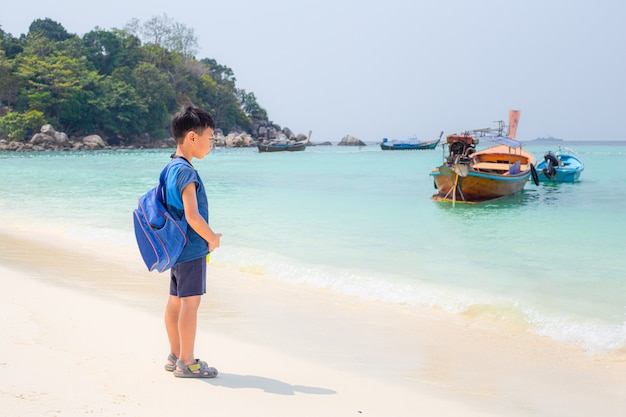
[{"left": 431, "top": 167, "right": 530, "bottom": 202}]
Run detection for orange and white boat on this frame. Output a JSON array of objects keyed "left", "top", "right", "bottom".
[{"left": 430, "top": 110, "right": 538, "bottom": 204}]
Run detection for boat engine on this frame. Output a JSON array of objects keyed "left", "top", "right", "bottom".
[
  {"left": 543, "top": 152, "right": 559, "bottom": 179},
  {"left": 446, "top": 134, "right": 478, "bottom": 165}
]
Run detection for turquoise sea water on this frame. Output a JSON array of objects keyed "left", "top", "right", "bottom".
[{"left": 1, "top": 142, "right": 625, "bottom": 354}]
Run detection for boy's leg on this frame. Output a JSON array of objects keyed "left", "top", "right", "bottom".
[
  {"left": 178, "top": 295, "right": 202, "bottom": 366},
  {"left": 168, "top": 258, "right": 206, "bottom": 373},
  {"left": 165, "top": 295, "right": 181, "bottom": 362}
]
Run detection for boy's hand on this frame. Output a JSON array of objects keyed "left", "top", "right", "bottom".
[{"left": 208, "top": 233, "right": 222, "bottom": 251}]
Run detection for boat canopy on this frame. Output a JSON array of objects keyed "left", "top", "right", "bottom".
[{"left": 487, "top": 136, "right": 522, "bottom": 148}]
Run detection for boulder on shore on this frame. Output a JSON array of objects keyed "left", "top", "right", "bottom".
[
  {"left": 337, "top": 135, "right": 366, "bottom": 146},
  {"left": 83, "top": 135, "right": 106, "bottom": 149}
]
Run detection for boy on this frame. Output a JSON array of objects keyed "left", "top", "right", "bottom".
[{"left": 163, "top": 106, "right": 222, "bottom": 378}]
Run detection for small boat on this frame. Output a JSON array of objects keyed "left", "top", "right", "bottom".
[
  {"left": 257, "top": 130, "right": 311, "bottom": 153},
  {"left": 430, "top": 110, "right": 538, "bottom": 205},
  {"left": 380, "top": 132, "right": 443, "bottom": 150},
  {"left": 257, "top": 139, "right": 306, "bottom": 152},
  {"left": 535, "top": 148, "right": 584, "bottom": 182}
]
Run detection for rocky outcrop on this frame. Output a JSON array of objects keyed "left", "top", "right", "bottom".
[
  {"left": 29, "top": 125, "right": 106, "bottom": 150},
  {"left": 0, "top": 123, "right": 316, "bottom": 152},
  {"left": 212, "top": 132, "right": 254, "bottom": 148},
  {"left": 30, "top": 124, "right": 71, "bottom": 148},
  {"left": 1, "top": 124, "right": 128, "bottom": 152},
  {"left": 337, "top": 135, "right": 366, "bottom": 146},
  {"left": 253, "top": 120, "right": 294, "bottom": 140}
]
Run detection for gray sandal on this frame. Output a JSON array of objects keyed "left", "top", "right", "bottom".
[
  {"left": 164, "top": 353, "right": 178, "bottom": 372},
  {"left": 173, "top": 359, "right": 218, "bottom": 378}
]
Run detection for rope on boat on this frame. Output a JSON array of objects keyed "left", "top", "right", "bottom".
[
  {"left": 442, "top": 174, "right": 455, "bottom": 201},
  {"left": 440, "top": 170, "right": 463, "bottom": 207},
  {"left": 441, "top": 173, "right": 460, "bottom": 207},
  {"left": 452, "top": 173, "right": 458, "bottom": 207}
]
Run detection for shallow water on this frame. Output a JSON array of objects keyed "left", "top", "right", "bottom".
[{"left": 1, "top": 142, "right": 625, "bottom": 353}]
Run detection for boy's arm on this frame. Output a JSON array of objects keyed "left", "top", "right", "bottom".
[{"left": 181, "top": 182, "right": 221, "bottom": 251}]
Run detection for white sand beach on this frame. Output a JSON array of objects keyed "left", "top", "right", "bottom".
[{"left": 1, "top": 227, "right": 625, "bottom": 417}]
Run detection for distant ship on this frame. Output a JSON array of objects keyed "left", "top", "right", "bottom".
[{"left": 530, "top": 136, "right": 564, "bottom": 142}]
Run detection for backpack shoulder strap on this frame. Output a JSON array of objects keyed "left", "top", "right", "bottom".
[{"left": 159, "top": 157, "right": 193, "bottom": 205}]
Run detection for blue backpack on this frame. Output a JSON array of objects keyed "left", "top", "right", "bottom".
[{"left": 133, "top": 159, "right": 189, "bottom": 272}]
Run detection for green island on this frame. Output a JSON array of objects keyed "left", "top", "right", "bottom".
[{"left": 0, "top": 16, "right": 300, "bottom": 151}]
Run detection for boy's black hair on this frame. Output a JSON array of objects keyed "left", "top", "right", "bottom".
[{"left": 171, "top": 106, "right": 215, "bottom": 142}]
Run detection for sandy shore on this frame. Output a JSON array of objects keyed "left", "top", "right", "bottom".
[{"left": 1, "top": 228, "right": 625, "bottom": 417}]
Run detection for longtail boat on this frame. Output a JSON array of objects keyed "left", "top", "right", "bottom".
[
  {"left": 257, "top": 140, "right": 307, "bottom": 152},
  {"left": 430, "top": 110, "right": 538, "bottom": 204},
  {"left": 257, "top": 130, "right": 312, "bottom": 153}
]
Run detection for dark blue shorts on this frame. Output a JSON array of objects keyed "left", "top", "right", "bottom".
[{"left": 170, "top": 257, "right": 206, "bottom": 297}]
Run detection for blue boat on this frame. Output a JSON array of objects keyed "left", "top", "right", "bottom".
[
  {"left": 535, "top": 149, "right": 584, "bottom": 182},
  {"left": 380, "top": 132, "right": 443, "bottom": 150}
]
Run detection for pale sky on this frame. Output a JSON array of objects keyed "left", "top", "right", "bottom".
[{"left": 2, "top": 0, "right": 625, "bottom": 141}]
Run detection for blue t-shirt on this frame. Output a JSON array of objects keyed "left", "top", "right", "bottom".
[{"left": 163, "top": 158, "right": 209, "bottom": 264}]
